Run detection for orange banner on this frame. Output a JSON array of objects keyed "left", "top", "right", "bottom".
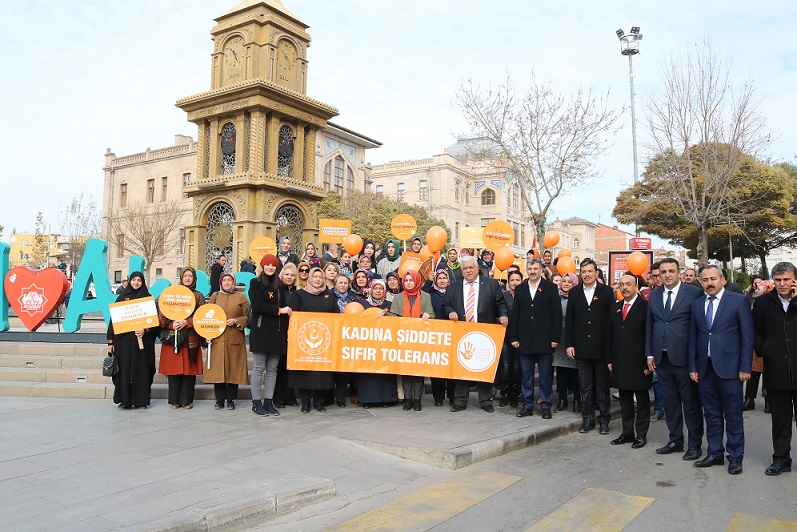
[
  {"left": 318, "top": 219, "right": 352, "bottom": 244},
  {"left": 287, "top": 313, "right": 507, "bottom": 382}
]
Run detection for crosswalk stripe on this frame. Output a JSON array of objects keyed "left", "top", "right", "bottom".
[
  {"left": 526, "top": 488, "right": 654, "bottom": 532},
  {"left": 328, "top": 470, "right": 522, "bottom": 532},
  {"left": 727, "top": 512, "right": 797, "bottom": 531}
]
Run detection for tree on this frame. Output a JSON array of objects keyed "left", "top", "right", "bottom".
[
  {"left": 30, "top": 212, "right": 48, "bottom": 268},
  {"left": 454, "top": 73, "right": 622, "bottom": 252},
  {"left": 643, "top": 40, "right": 770, "bottom": 265},
  {"left": 107, "top": 201, "right": 185, "bottom": 282},
  {"left": 317, "top": 191, "right": 449, "bottom": 250},
  {"left": 58, "top": 193, "right": 102, "bottom": 271}
]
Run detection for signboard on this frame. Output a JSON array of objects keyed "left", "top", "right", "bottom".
[
  {"left": 608, "top": 250, "right": 655, "bottom": 284},
  {"left": 399, "top": 251, "right": 424, "bottom": 271},
  {"left": 631, "top": 238, "right": 652, "bottom": 250},
  {"left": 318, "top": 219, "right": 351, "bottom": 244},
  {"left": 391, "top": 214, "right": 418, "bottom": 240},
  {"left": 288, "top": 313, "right": 506, "bottom": 382},
  {"left": 459, "top": 227, "right": 485, "bottom": 249},
  {"left": 248, "top": 237, "right": 277, "bottom": 263},
  {"left": 157, "top": 285, "right": 196, "bottom": 320},
  {"left": 109, "top": 296, "right": 159, "bottom": 334},
  {"left": 4, "top": 267, "right": 68, "bottom": 331},
  {"left": 482, "top": 221, "right": 514, "bottom": 250},
  {"left": 492, "top": 258, "right": 526, "bottom": 280}
]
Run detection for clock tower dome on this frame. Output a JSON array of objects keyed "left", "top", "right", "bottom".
[{"left": 176, "top": 0, "right": 339, "bottom": 272}]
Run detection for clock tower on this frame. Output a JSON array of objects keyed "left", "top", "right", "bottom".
[{"left": 176, "top": 0, "right": 339, "bottom": 272}]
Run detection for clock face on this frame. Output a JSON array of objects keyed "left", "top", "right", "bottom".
[
  {"left": 277, "top": 40, "right": 297, "bottom": 85},
  {"left": 223, "top": 37, "right": 243, "bottom": 80}
]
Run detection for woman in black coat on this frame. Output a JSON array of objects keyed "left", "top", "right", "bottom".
[
  {"left": 357, "top": 279, "right": 399, "bottom": 408},
  {"left": 248, "top": 254, "right": 292, "bottom": 416},
  {"left": 423, "top": 269, "right": 453, "bottom": 406},
  {"left": 288, "top": 266, "right": 338, "bottom": 413}
]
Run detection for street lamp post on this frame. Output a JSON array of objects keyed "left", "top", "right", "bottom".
[{"left": 616, "top": 26, "right": 642, "bottom": 235}]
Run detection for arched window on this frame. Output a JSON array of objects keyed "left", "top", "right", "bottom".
[
  {"left": 323, "top": 160, "right": 332, "bottom": 192},
  {"left": 277, "top": 125, "right": 294, "bottom": 178},
  {"left": 481, "top": 188, "right": 496, "bottom": 206},
  {"left": 220, "top": 123, "right": 236, "bottom": 175},
  {"left": 333, "top": 155, "right": 344, "bottom": 194}
]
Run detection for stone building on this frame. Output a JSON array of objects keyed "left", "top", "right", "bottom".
[
  {"left": 594, "top": 224, "right": 635, "bottom": 265},
  {"left": 102, "top": 0, "right": 379, "bottom": 281},
  {"left": 370, "top": 139, "right": 533, "bottom": 255},
  {"left": 546, "top": 217, "right": 598, "bottom": 266}
]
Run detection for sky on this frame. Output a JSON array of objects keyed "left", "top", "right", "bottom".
[{"left": 1, "top": 0, "right": 794, "bottom": 246}]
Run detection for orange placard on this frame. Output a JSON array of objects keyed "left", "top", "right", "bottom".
[
  {"left": 391, "top": 214, "right": 418, "bottom": 240},
  {"left": 318, "top": 219, "right": 351, "bottom": 244},
  {"left": 492, "top": 258, "right": 526, "bottom": 280},
  {"left": 287, "top": 313, "right": 506, "bottom": 382},
  {"left": 459, "top": 227, "right": 485, "bottom": 248},
  {"left": 482, "top": 221, "right": 514, "bottom": 251},
  {"left": 157, "top": 285, "right": 196, "bottom": 320},
  {"left": 249, "top": 237, "right": 277, "bottom": 263},
  {"left": 399, "top": 251, "right": 424, "bottom": 271},
  {"left": 193, "top": 304, "right": 227, "bottom": 339},
  {"left": 109, "top": 296, "right": 159, "bottom": 334}
]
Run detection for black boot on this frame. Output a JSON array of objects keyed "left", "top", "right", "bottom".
[
  {"left": 403, "top": 398, "right": 412, "bottom": 411},
  {"left": 742, "top": 397, "right": 755, "bottom": 411},
  {"left": 555, "top": 398, "right": 568, "bottom": 412},
  {"left": 413, "top": 399, "right": 422, "bottom": 411},
  {"left": 578, "top": 418, "right": 591, "bottom": 433},
  {"left": 252, "top": 400, "right": 267, "bottom": 416},
  {"left": 765, "top": 396, "right": 771, "bottom": 413},
  {"left": 573, "top": 399, "right": 581, "bottom": 413},
  {"left": 264, "top": 399, "right": 280, "bottom": 416},
  {"left": 215, "top": 400, "right": 224, "bottom": 410}
]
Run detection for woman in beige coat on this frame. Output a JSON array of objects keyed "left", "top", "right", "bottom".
[{"left": 205, "top": 272, "right": 250, "bottom": 410}]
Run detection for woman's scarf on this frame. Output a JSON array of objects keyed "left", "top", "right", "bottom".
[
  {"left": 559, "top": 273, "right": 579, "bottom": 299},
  {"left": 432, "top": 269, "right": 449, "bottom": 294},
  {"left": 303, "top": 243, "right": 320, "bottom": 267},
  {"left": 277, "top": 237, "right": 294, "bottom": 264},
  {"left": 360, "top": 240, "right": 376, "bottom": 259},
  {"left": 303, "top": 267, "right": 327, "bottom": 295},
  {"left": 386, "top": 272, "right": 403, "bottom": 295},
  {"left": 367, "top": 279, "right": 387, "bottom": 307},
  {"left": 383, "top": 238, "right": 401, "bottom": 261},
  {"left": 350, "top": 269, "right": 371, "bottom": 297},
  {"left": 333, "top": 288, "right": 349, "bottom": 313},
  {"left": 446, "top": 249, "right": 461, "bottom": 271},
  {"left": 219, "top": 272, "right": 236, "bottom": 294},
  {"left": 297, "top": 262, "right": 310, "bottom": 288},
  {"left": 402, "top": 270, "right": 422, "bottom": 318},
  {"left": 115, "top": 271, "right": 150, "bottom": 302}
]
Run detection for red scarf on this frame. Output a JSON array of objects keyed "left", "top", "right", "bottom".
[{"left": 402, "top": 270, "right": 422, "bottom": 318}]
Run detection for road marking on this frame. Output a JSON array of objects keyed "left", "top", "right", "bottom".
[
  {"left": 727, "top": 512, "right": 797, "bottom": 531},
  {"left": 328, "top": 470, "right": 522, "bottom": 531},
  {"left": 527, "top": 488, "right": 654, "bottom": 532}
]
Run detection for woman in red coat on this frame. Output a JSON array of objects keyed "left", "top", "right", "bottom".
[{"left": 158, "top": 267, "right": 205, "bottom": 409}]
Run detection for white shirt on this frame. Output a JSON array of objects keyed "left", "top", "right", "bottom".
[
  {"left": 622, "top": 295, "right": 638, "bottom": 316},
  {"left": 663, "top": 282, "right": 681, "bottom": 310},
  {"left": 583, "top": 283, "right": 596, "bottom": 306},
  {"left": 704, "top": 288, "right": 725, "bottom": 357},
  {"left": 778, "top": 294, "right": 791, "bottom": 313},
  {"left": 463, "top": 278, "right": 480, "bottom": 322},
  {"left": 528, "top": 279, "right": 540, "bottom": 300}
]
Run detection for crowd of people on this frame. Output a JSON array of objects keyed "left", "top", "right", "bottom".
[{"left": 105, "top": 236, "right": 797, "bottom": 477}]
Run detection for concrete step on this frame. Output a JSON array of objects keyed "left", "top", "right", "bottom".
[
  {"left": 0, "top": 381, "right": 255, "bottom": 400},
  {"left": 0, "top": 367, "right": 251, "bottom": 387},
  {"left": 0, "top": 343, "right": 108, "bottom": 357},
  {"left": 0, "top": 353, "right": 257, "bottom": 371}
]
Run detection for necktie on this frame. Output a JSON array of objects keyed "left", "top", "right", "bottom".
[
  {"left": 664, "top": 291, "right": 672, "bottom": 319},
  {"left": 465, "top": 282, "right": 476, "bottom": 322},
  {"left": 706, "top": 296, "right": 716, "bottom": 329},
  {"left": 622, "top": 302, "right": 631, "bottom": 320}
]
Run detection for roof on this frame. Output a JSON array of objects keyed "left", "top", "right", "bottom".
[
  {"left": 560, "top": 216, "right": 598, "bottom": 227},
  {"left": 326, "top": 122, "right": 382, "bottom": 149},
  {"left": 217, "top": 0, "right": 304, "bottom": 27}
]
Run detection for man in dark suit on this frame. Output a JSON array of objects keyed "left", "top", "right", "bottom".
[
  {"left": 752, "top": 261, "right": 797, "bottom": 476},
  {"left": 689, "top": 265, "right": 753, "bottom": 475},
  {"left": 565, "top": 258, "right": 615, "bottom": 434},
  {"left": 444, "top": 255, "right": 509, "bottom": 412},
  {"left": 508, "top": 258, "right": 562, "bottom": 419},
  {"left": 209, "top": 254, "right": 226, "bottom": 294},
  {"left": 607, "top": 274, "right": 652, "bottom": 448},
  {"left": 646, "top": 257, "right": 704, "bottom": 460}
]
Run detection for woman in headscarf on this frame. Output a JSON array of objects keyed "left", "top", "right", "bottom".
[
  {"left": 358, "top": 279, "right": 398, "bottom": 408},
  {"left": 377, "top": 239, "right": 402, "bottom": 278},
  {"left": 497, "top": 270, "right": 523, "bottom": 407},
  {"left": 205, "top": 271, "right": 250, "bottom": 410},
  {"left": 297, "top": 262, "right": 310, "bottom": 288},
  {"left": 302, "top": 242, "right": 321, "bottom": 268},
  {"left": 437, "top": 247, "right": 463, "bottom": 283},
  {"left": 385, "top": 271, "right": 402, "bottom": 303},
  {"left": 378, "top": 269, "right": 434, "bottom": 411},
  {"left": 107, "top": 272, "right": 157, "bottom": 409},
  {"left": 277, "top": 236, "right": 300, "bottom": 267},
  {"left": 272, "top": 263, "right": 299, "bottom": 409},
  {"left": 157, "top": 267, "right": 205, "bottom": 409},
  {"left": 552, "top": 272, "right": 581, "bottom": 412},
  {"left": 360, "top": 240, "right": 377, "bottom": 265},
  {"left": 350, "top": 268, "right": 371, "bottom": 300},
  {"left": 423, "top": 269, "right": 453, "bottom": 406},
  {"left": 338, "top": 251, "right": 353, "bottom": 277},
  {"left": 408, "top": 237, "right": 423, "bottom": 254},
  {"left": 288, "top": 266, "right": 338, "bottom": 412},
  {"left": 356, "top": 255, "right": 380, "bottom": 279},
  {"left": 331, "top": 274, "right": 359, "bottom": 407},
  {"left": 248, "top": 254, "right": 292, "bottom": 416}
]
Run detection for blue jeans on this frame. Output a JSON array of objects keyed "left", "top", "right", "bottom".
[
  {"left": 652, "top": 371, "right": 665, "bottom": 413},
  {"left": 520, "top": 352, "right": 553, "bottom": 409}
]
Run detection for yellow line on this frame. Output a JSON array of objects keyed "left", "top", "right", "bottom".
[
  {"left": 328, "top": 470, "right": 522, "bottom": 532},
  {"left": 526, "top": 488, "right": 654, "bottom": 532},
  {"left": 727, "top": 512, "right": 797, "bottom": 531}
]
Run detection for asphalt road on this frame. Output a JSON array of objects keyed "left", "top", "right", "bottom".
[{"left": 261, "top": 404, "right": 797, "bottom": 531}]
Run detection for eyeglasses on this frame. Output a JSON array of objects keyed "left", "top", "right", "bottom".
[{"left": 299, "top": 269, "right": 309, "bottom": 273}]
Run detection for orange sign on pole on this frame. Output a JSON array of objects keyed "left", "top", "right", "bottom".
[
  {"left": 248, "top": 237, "right": 277, "bottom": 263},
  {"left": 318, "top": 219, "right": 352, "bottom": 244},
  {"left": 193, "top": 303, "right": 227, "bottom": 369},
  {"left": 391, "top": 214, "right": 418, "bottom": 240},
  {"left": 459, "top": 227, "right": 485, "bottom": 249},
  {"left": 482, "top": 221, "right": 515, "bottom": 251},
  {"left": 287, "top": 313, "right": 506, "bottom": 382},
  {"left": 109, "top": 296, "right": 159, "bottom": 335}
]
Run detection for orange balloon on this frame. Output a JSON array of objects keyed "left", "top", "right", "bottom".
[
  {"left": 494, "top": 247, "right": 515, "bottom": 271},
  {"left": 343, "top": 302, "right": 364, "bottom": 315},
  {"left": 543, "top": 231, "right": 560, "bottom": 248},
  {"left": 626, "top": 251, "right": 649, "bottom": 276},
  {"left": 343, "top": 234, "right": 363, "bottom": 256},
  {"left": 419, "top": 245, "right": 433, "bottom": 262},
  {"left": 425, "top": 226, "right": 447, "bottom": 253},
  {"left": 557, "top": 248, "right": 571, "bottom": 258},
  {"left": 362, "top": 306, "right": 381, "bottom": 316},
  {"left": 398, "top": 260, "right": 422, "bottom": 278},
  {"left": 557, "top": 256, "right": 576, "bottom": 275}
]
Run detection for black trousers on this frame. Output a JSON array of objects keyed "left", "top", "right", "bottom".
[
  {"left": 769, "top": 388, "right": 797, "bottom": 466},
  {"left": 453, "top": 381, "right": 493, "bottom": 408},
  {"left": 556, "top": 367, "right": 581, "bottom": 401},
  {"left": 657, "top": 352, "right": 704, "bottom": 449},
  {"left": 272, "top": 356, "right": 297, "bottom": 406},
  {"left": 167, "top": 375, "right": 196, "bottom": 406},
  {"left": 619, "top": 389, "right": 651, "bottom": 439},
  {"left": 745, "top": 371, "right": 762, "bottom": 400},
  {"left": 214, "top": 383, "right": 238, "bottom": 402},
  {"left": 576, "top": 359, "right": 610, "bottom": 423},
  {"left": 334, "top": 372, "right": 351, "bottom": 404},
  {"left": 431, "top": 378, "right": 455, "bottom": 403}
]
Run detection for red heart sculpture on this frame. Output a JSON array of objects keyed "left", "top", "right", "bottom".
[{"left": 4, "top": 267, "right": 69, "bottom": 332}]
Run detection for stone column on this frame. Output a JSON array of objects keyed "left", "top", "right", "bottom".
[
  {"left": 235, "top": 113, "right": 246, "bottom": 174},
  {"left": 266, "top": 115, "right": 281, "bottom": 175},
  {"left": 251, "top": 110, "right": 267, "bottom": 175},
  {"left": 208, "top": 119, "right": 220, "bottom": 178},
  {"left": 293, "top": 121, "right": 305, "bottom": 182},
  {"left": 196, "top": 122, "right": 207, "bottom": 179},
  {"left": 305, "top": 127, "right": 317, "bottom": 183}
]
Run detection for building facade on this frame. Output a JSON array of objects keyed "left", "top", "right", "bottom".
[{"left": 546, "top": 217, "right": 598, "bottom": 266}]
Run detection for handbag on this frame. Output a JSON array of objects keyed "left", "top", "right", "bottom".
[
  {"left": 102, "top": 353, "right": 118, "bottom": 377},
  {"left": 159, "top": 328, "right": 175, "bottom": 345}
]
